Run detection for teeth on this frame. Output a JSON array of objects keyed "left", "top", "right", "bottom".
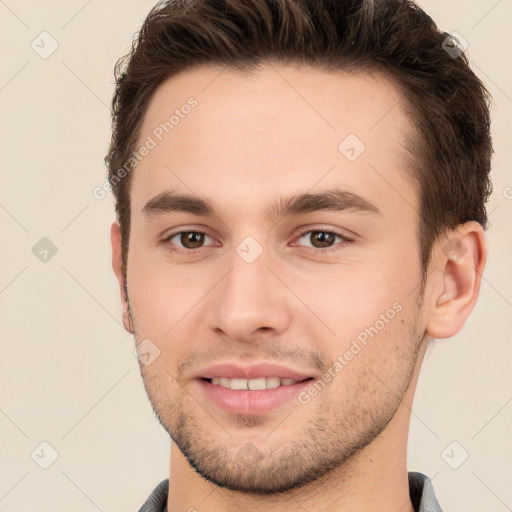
[
  {"left": 266, "top": 376, "right": 280, "bottom": 389},
  {"left": 230, "top": 378, "right": 247, "bottom": 390},
  {"left": 209, "top": 377, "right": 298, "bottom": 390},
  {"left": 248, "top": 377, "right": 266, "bottom": 390}
]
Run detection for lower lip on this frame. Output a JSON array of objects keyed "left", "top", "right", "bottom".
[{"left": 197, "top": 379, "right": 313, "bottom": 415}]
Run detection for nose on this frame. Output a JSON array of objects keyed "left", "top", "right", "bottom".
[{"left": 206, "top": 245, "right": 292, "bottom": 343}]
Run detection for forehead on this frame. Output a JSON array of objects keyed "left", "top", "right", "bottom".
[{"left": 130, "top": 63, "right": 418, "bottom": 224}]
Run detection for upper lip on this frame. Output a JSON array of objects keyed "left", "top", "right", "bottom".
[{"left": 197, "top": 362, "right": 314, "bottom": 381}]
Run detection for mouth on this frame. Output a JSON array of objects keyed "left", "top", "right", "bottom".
[
  {"left": 203, "top": 376, "right": 313, "bottom": 390},
  {"left": 194, "top": 362, "right": 316, "bottom": 415},
  {"left": 197, "top": 377, "right": 314, "bottom": 415}
]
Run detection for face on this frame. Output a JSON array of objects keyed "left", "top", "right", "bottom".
[{"left": 119, "top": 64, "right": 429, "bottom": 493}]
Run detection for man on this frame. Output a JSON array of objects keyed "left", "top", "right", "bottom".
[{"left": 105, "top": 0, "right": 493, "bottom": 510}]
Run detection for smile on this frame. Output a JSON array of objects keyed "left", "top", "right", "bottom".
[
  {"left": 197, "top": 377, "right": 314, "bottom": 415},
  {"left": 209, "top": 376, "right": 300, "bottom": 390}
]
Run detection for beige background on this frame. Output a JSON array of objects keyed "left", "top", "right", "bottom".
[{"left": 0, "top": 1, "right": 511, "bottom": 510}]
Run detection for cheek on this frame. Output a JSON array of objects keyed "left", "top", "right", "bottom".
[
  {"left": 292, "top": 263, "right": 408, "bottom": 340},
  {"left": 321, "top": 299, "right": 420, "bottom": 401},
  {"left": 127, "top": 245, "right": 212, "bottom": 327},
  {"left": 291, "top": 257, "right": 422, "bottom": 379}
]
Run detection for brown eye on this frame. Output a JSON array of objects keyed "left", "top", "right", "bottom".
[
  {"left": 165, "top": 230, "right": 215, "bottom": 252},
  {"left": 177, "top": 231, "right": 205, "bottom": 249},
  {"left": 296, "top": 229, "right": 348, "bottom": 251},
  {"left": 309, "top": 231, "right": 336, "bottom": 248}
]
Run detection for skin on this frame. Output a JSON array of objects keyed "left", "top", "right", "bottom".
[{"left": 111, "top": 63, "right": 486, "bottom": 512}]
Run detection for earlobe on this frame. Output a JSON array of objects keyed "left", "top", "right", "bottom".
[
  {"left": 111, "top": 221, "right": 135, "bottom": 334},
  {"left": 425, "top": 222, "right": 487, "bottom": 340}
]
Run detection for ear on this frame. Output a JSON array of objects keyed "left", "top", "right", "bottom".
[
  {"left": 111, "top": 221, "right": 134, "bottom": 334},
  {"left": 425, "top": 221, "right": 487, "bottom": 339}
]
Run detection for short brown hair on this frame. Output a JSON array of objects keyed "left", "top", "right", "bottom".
[{"left": 105, "top": 0, "right": 493, "bottom": 282}]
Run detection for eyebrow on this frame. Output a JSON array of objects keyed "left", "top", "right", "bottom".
[{"left": 142, "top": 188, "right": 381, "bottom": 221}]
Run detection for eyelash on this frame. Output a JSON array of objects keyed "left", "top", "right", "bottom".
[{"left": 163, "top": 227, "right": 353, "bottom": 255}]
